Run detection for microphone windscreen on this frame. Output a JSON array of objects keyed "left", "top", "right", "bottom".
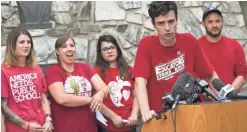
[
  {"left": 172, "top": 72, "right": 195, "bottom": 100},
  {"left": 212, "top": 79, "right": 225, "bottom": 91}
]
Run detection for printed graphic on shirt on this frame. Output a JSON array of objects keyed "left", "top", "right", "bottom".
[
  {"left": 108, "top": 76, "right": 131, "bottom": 107},
  {"left": 155, "top": 54, "right": 185, "bottom": 81},
  {"left": 64, "top": 76, "right": 92, "bottom": 96},
  {"left": 9, "top": 73, "right": 41, "bottom": 103}
]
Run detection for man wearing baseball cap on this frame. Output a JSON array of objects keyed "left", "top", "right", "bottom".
[{"left": 198, "top": 7, "right": 247, "bottom": 91}]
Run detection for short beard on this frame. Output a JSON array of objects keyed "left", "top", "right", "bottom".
[{"left": 205, "top": 28, "right": 222, "bottom": 38}]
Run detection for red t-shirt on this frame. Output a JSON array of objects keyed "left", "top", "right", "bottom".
[
  {"left": 199, "top": 35, "right": 247, "bottom": 85},
  {"left": 45, "top": 62, "right": 97, "bottom": 132},
  {"left": 94, "top": 67, "right": 135, "bottom": 132},
  {"left": 133, "top": 33, "right": 214, "bottom": 112},
  {"left": 1, "top": 65, "right": 47, "bottom": 132}
]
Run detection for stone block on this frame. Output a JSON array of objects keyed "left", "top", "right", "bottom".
[
  {"left": 3, "top": 14, "right": 20, "bottom": 27},
  {"left": 143, "top": 18, "right": 155, "bottom": 31},
  {"left": 73, "top": 25, "right": 101, "bottom": 34},
  {"left": 95, "top": 1, "right": 125, "bottom": 21},
  {"left": 72, "top": 1, "right": 91, "bottom": 21},
  {"left": 177, "top": 8, "right": 202, "bottom": 38},
  {"left": 54, "top": 13, "right": 72, "bottom": 25},
  {"left": 126, "top": 13, "right": 142, "bottom": 24},
  {"left": 189, "top": 7, "right": 203, "bottom": 22},
  {"left": 1, "top": 46, "right": 7, "bottom": 63},
  {"left": 222, "top": 27, "right": 247, "bottom": 39},
  {"left": 117, "top": 24, "right": 128, "bottom": 33},
  {"left": 222, "top": 13, "right": 237, "bottom": 26},
  {"left": 1, "top": 6, "right": 17, "bottom": 19},
  {"left": 1, "top": 1, "right": 10, "bottom": 5},
  {"left": 236, "top": 14, "right": 245, "bottom": 27},
  {"left": 116, "top": 1, "right": 142, "bottom": 9},
  {"left": 47, "top": 29, "right": 68, "bottom": 37},
  {"left": 28, "top": 29, "right": 46, "bottom": 37},
  {"left": 52, "top": 1, "right": 72, "bottom": 12}
]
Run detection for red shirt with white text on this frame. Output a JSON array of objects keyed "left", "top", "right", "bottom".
[
  {"left": 1, "top": 65, "right": 47, "bottom": 132},
  {"left": 133, "top": 33, "right": 214, "bottom": 112}
]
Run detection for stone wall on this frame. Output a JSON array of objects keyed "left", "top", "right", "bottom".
[{"left": 2, "top": 1, "right": 247, "bottom": 67}]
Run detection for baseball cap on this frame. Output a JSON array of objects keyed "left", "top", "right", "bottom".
[{"left": 202, "top": 7, "right": 222, "bottom": 21}]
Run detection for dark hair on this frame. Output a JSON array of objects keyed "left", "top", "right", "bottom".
[
  {"left": 3, "top": 28, "right": 37, "bottom": 68},
  {"left": 95, "top": 35, "right": 131, "bottom": 81},
  {"left": 55, "top": 34, "right": 76, "bottom": 76},
  {"left": 148, "top": 1, "right": 178, "bottom": 25}
]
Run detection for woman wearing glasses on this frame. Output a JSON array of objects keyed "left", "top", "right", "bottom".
[{"left": 95, "top": 35, "right": 139, "bottom": 132}]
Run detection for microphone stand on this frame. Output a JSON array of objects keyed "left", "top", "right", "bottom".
[{"left": 155, "top": 109, "right": 167, "bottom": 120}]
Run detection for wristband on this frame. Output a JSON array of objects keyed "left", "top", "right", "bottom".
[
  {"left": 45, "top": 114, "right": 51, "bottom": 118},
  {"left": 45, "top": 114, "right": 53, "bottom": 123}
]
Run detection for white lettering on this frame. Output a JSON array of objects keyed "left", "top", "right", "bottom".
[
  {"left": 155, "top": 54, "right": 185, "bottom": 81},
  {"left": 9, "top": 73, "right": 40, "bottom": 103}
]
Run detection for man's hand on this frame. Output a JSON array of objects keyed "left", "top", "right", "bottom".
[{"left": 141, "top": 110, "right": 156, "bottom": 123}]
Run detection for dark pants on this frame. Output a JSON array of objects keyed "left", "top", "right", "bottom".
[{"left": 97, "top": 125, "right": 136, "bottom": 132}]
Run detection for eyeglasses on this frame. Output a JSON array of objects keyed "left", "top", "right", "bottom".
[{"left": 101, "top": 45, "right": 117, "bottom": 53}]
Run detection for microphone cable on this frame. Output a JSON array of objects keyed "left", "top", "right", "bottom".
[{"left": 171, "top": 104, "right": 178, "bottom": 132}]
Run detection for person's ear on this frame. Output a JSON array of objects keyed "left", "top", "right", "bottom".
[
  {"left": 202, "top": 21, "right": 205, "bottom": 28},
  {"left": 55, "top": 50, "right": 59, "bottom": 56}
]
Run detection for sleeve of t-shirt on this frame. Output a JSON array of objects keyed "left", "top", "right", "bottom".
[
  {"left": 1, "top": 70, "right": 9, "bottom": 98},
  {"left": 132, "top": 37, "right": 151, "bottom": 80},
  {"left": 37, "top": 66, "right": 47, "bottom": 93},
  {"left": 192, "top": 36, "right": 214, "bottom": 79},
  {"left": 81, "top": 63, "right": 97, "bottom": 80},
  {"left": 93, "top": 67, "right": 100, "bottom": 74},
  {"left": 234, "top": 41, "right": 247, "bottom": 78},
  {"left": 45, "top": 65, "right": 63, "bottom": 88}
]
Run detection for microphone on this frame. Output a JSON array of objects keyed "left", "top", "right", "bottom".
[
  {"left": 185, "top": 87, "right": 201, "bottom": 104},
  {"left": 171, "top": 73, "right": 194, "bottom": 110},
  {"left": 236, "top": 93, "right": 247, "bottom": 99},
  {"left": 212, "top": 79, "right": 237, "bottom": 100},
  {"left": 195, "top": 79, "right": 220, "bottom": 101},
  {"left": 162, "top": 92, "right": 175, "bottom": 110},
  {"left": 212, "top": 79, "right": 247, "bottom": 100}
]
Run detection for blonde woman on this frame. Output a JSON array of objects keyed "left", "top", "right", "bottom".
[{"left": 1, "top": 28, "right": 52, "bottom": 132}]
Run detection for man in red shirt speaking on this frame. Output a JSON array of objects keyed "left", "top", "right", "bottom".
[{"left": 132, "top": 1, "right": 219, "bottom": 123}]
